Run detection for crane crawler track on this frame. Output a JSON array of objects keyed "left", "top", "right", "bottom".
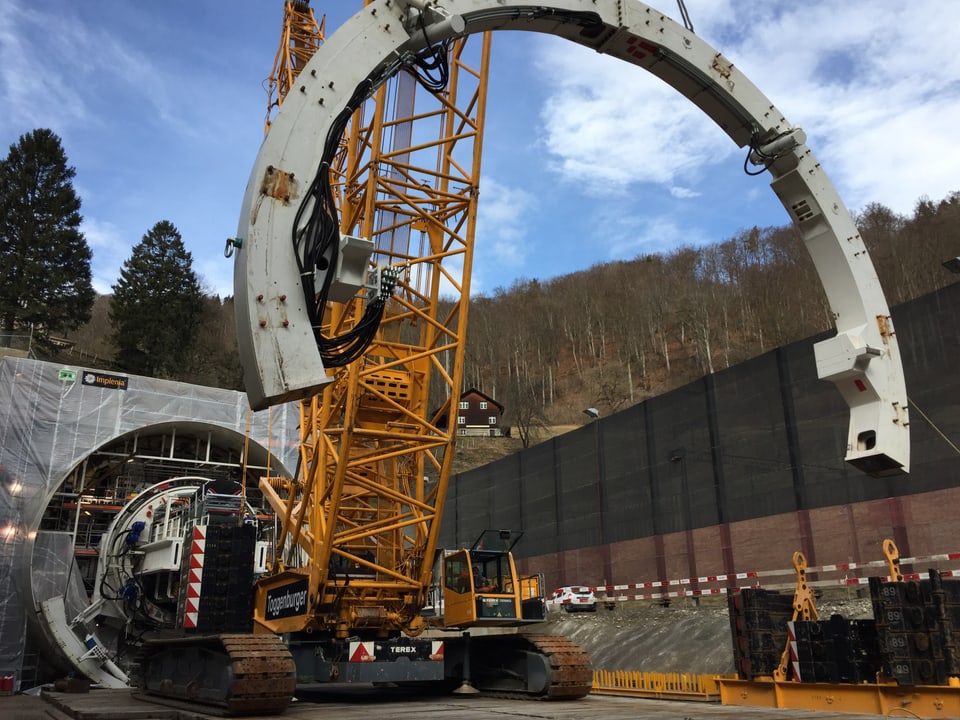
[
  {"left": 139, "top": 633, "right": 296, "bottom": 716},
  {"left": 470, "top": 633, "right": 592, "bottom": 700}
]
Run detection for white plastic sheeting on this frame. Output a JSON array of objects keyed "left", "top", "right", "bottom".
[{"left": 0, "top": 357, "right": 301, "bottom": 688}]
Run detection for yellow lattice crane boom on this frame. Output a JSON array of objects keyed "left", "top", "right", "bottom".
[
  {"left": 264, "top": 1, "right": 325, "bottom": 134},
  {"left": 232, "top": 0, "right": 588, "bottom": 702},
  {"left": 255, "top": 3, "right": 504, "bottom": 640},
  {"left": 260, "top": 26, "right": 495, "bottom": 631}
]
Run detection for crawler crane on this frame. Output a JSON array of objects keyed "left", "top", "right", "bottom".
[
  {"left": 139, "top": 1, "right": 590, "bottom": 713},
  {"left": 138, "top": 0, "right": 911, "bottom": 714}
]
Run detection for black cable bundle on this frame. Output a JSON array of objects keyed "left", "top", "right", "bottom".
[
  {"left": 291, "top": 23, "right": 455, "bottom": 367},
  {"left": 410, "top": 10, "right": 452, "bottom": 91},
  {"left": 744, "top": 128, "right": 776, "bottom": 177},
  {"left": 292, "top": 80, "right": 383, "bottom": 368}
]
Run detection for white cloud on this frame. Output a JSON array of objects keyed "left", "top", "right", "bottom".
[
  {"left": 602, "top": 211, "right": 712, "bottom": 261},
  {"left": 534, "top": 37, "right": 734, "bottom": 197},
  {"left": 0, "top": 0, "right": 198, "bottom": 144},
  {"left": 526, "top": 1, "right": 960, "bottom": 217},
  {"left": 669, "top": 186, "right": 700, "bottom": 199},
  {"left": 475, "top": 175, "right": 537, "bottom": 272},
  {"left": 5, "top": 0, "right": 957, "bottom": 315},
  {"left": 696, "top": 1, "right": 960, "bottom": 213},
  {"left": 81, "top": 217, "right": 128, "bottom": 294},
  {"left": 195, "top": 253, "right": 235, "bottom": 300},
  {"left": 0, "top": 3, "right": 91, "bottom": 132}
]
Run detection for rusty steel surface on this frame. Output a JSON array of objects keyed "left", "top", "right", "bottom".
[
  {"left": 220, "top": 635, "right": 296, "bottom": 715},
  {"left": 257, "top": 166, "right": 298, "bottom": 205},
  {"left": 529, "top": 634, "right": 594, "bottom": 699},
  {"left": 141, "top": 633, "right": 295, "bottom": 716}
]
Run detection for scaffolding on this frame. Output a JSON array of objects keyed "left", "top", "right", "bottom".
[{"left": 0, "top": 357, "right": 300, "bottom": 690}]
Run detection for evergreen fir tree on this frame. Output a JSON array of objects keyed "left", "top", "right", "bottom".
[
  {"left": 0, "top": 128, "right": 95, "bottom": 346},
  {"left": 110, "top": 220, "right": 203, "bottom": 377}
]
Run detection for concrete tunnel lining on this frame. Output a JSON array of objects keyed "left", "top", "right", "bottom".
[{"left": 0, "top": 357, "right": 301, "bottom": 687}]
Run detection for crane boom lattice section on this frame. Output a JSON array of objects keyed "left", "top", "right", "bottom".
[
  {"left": 259, "top": 25, "right": 492, "bottom": 638},
  {"left": 264, "top": 1, "right": 326, "bottom": 133}
]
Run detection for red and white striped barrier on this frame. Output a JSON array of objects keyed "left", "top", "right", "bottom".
[{"left": 583, "top": 551, "right": 960, "bottom": 602}]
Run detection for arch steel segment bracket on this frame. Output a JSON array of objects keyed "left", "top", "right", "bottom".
[{"left": 234, "top": 0, "right": 908, "bottom": 475}]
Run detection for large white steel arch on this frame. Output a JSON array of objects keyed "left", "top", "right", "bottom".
[{"left": 235, "top": 0, "right": 909, "bottom": 476}]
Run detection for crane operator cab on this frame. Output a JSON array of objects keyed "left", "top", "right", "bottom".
[{"left": 441, "top": 530, "right": 547, "bottom": 628}]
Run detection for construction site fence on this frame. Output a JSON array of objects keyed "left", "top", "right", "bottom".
[
  {"left": 577, "top": 551, "right": 960, "bottom": 603},
  {"left": 592, "top": 670, "right": 735, "bottom": 701}
]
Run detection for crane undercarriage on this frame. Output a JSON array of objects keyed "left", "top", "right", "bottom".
[{"left": 137, "top": 632, "right": 590, "bottom": 714}]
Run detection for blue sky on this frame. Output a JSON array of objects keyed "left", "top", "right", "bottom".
[{"left": 2, "top": 1, "right": 959, "bottom": 298}]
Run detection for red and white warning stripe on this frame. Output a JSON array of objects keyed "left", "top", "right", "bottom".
[
  {"left": 787, "top": 621, "right": 800, "bottom": 682},
  {"left": 349, "top": 641, "right": 375, "bottom": 662},
  {"left": 582, "top": 549, "right": 960, "bottom": 603},
  {"left": 182, "top": 525, "right": 206, "bottom": 629}
]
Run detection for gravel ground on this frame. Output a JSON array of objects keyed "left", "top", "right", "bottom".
[{"left": 540, "top": 594, "right": 875, "bottom": 674}]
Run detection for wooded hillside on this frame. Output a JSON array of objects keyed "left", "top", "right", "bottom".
[
  {"left": 62, "top": 192, "right": 960, "bottom": 438},
  {"left": 463, "top": 194, "right": 960, "bottom": 439}
]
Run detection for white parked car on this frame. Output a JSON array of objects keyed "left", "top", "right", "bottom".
[{"left": 546, "top": 586, "right": 597, "bottom": 613}]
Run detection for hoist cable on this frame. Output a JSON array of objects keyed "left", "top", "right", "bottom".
[{"left": 677, "top": 0, "right": 695, "bottom": 32}]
